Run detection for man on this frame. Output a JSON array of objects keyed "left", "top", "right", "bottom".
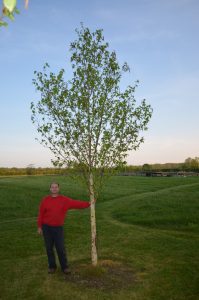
[{"left": 37, "top": 182, "right": 90, "bottom": 275}]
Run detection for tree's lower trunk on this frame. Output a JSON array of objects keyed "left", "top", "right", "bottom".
[{"left": 89, "top": 172, "right": 98, "bottom": 266}]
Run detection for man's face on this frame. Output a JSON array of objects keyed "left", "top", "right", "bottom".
[{"left": 50, "top": 183, "right": 59, "bottom": 195}]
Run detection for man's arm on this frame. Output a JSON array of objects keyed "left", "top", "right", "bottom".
[{"left": 66, "top": 197, "right": 91, "bottom": 210}]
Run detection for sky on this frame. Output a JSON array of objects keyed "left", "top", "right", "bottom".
[{"left": 0, "top": 0, "right": 199, "bottom": 167}]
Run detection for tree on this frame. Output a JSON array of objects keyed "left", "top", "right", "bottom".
[
  {"left": 142, "top": 163, "right": 151, "bottom": 171},
  {"left": 31, "top": 24, "right": 153, "bottom": 266},
  {"left": 184, "top": 157, "right": 199, "bottom": 171},
  {"left": 26, "top": 163, "right": 35, "bottom": 175},
  {"left": 0, "top": 0, "right": 28, "bottom": 27}
]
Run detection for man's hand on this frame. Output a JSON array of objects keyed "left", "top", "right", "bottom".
[
  {"left": 90, "top": 198, "right": 96, "bottom": 204},
  {"left": 38, "top": 228, "right": 43, "bottom": 235}
]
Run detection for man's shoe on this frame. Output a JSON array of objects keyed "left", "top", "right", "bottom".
[
  {"left": 63, "top": 268, "right": 71, "bottom": 275},
  {"left": 48, "top": 268, "right": 56, "bottom": 274}
]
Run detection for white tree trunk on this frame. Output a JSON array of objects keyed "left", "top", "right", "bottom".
[{"left": 89, "top": 172, "right": 98, "bottom": 266}]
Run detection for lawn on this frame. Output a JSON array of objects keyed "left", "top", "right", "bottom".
[{"left": 0, "top": 175, "right": 199, "bottom": 300}]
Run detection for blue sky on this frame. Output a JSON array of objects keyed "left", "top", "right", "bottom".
[{"left": 0, "top": 0, "right": 198, "bottom": 167}]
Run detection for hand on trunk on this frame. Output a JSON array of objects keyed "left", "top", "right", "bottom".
[{"left": 90, "top": 198, "right": 96, "bottom": 204}]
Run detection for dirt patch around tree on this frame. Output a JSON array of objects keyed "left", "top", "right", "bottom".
[{"left": 64, "top": 259, "right": 137, "bottom": 291}]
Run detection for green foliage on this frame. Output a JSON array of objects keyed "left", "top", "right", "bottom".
[
  {"left": 1, "top": 0, "right": 16, "bottom": 26},
  {"left": 142, "top": 163, "right": 151, "bottom": 171},
  {"left": 183, "top": 157, "right": 199, "bottom": 171},
  {"left": 31, "top": 24, "right": 153, "bottom": 196},
  {"left": 0, "top": 0, "right": 24, "bottom": 27},
  {"left": 0, "top": 167, "right": 66, "bottom": 176},
  {"left": 3, "top": 0, "right": 16, "bottom": 12}
]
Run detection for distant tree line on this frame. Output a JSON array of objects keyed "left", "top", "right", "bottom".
[
  {"left": 118, "top": 157, "right": 199, "bottom": 173},
  {"left": 0, "top": 157, "right": 198, "bottom": 176},
  {"left": 0, "top": 167, "right": 66, "bottom": 176}
]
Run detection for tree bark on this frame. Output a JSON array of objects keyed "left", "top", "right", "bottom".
[{"left": 89, "top": 172, "right": 98, "bottom": 266}]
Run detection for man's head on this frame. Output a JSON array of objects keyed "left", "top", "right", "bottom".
[{"left": 50, "top": 182, "right": 60, "bottom": 197}]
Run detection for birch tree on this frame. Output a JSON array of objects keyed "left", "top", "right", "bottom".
[{"left": 31, "top": 24, "right": 153, "bottom": 266}]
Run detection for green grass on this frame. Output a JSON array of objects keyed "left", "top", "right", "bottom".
[{"left": 0, "top": 175, "right": 199, "bottom": 299}]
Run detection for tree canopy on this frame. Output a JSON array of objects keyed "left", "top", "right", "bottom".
[{"left": 31, "top": 24, "right": 153, "bottom": 192}]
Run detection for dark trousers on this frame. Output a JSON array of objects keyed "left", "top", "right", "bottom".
[{"left": 42, "top": 224, "right": 68, "bottom": 271}]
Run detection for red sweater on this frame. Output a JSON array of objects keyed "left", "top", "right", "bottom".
[{"left": 37, "top": 195, "right": 90, "bottom": 228}]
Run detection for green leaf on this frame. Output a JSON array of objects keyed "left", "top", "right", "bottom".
[
  {"left": 8, "top": 13, "right": 15, "bottom": 21},
  {"left": 14, "top": 7, "right": 20, "bottom": 14},
  {"left": 0, "top": 20, "right": 8, "bottom": 26},
  {"left": 3, "top": 0, "right": 17, "bottom": 12}
]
